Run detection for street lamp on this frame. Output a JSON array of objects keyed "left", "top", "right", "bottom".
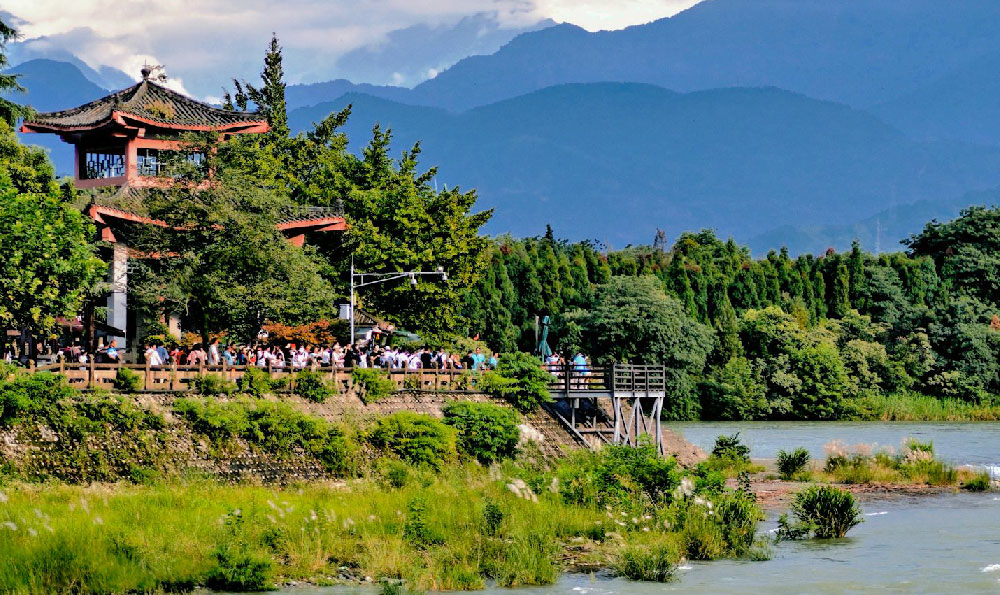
[{"left": 349, "top": 258, "right": 448, "bottom": 342}]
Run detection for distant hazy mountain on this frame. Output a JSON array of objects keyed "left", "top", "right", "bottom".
[
  {"left": 402, "top": 0, "right": 1000, "bottom": 112},
  {"left": 870, "top": 50, "right": 1000, "bottom": 145},
  {"left": 9, "top": 42, "right": 133, "bottom": 91},
  {"left": 13, "top": 59, "right": 110, "bottom": 175},
  {"left": 289, "top": 83, "right": 1000, "bottom": 248},
  {"left": 330, "top": 13, "right": 556, "bottom": 88},
  {"left": 747, "top": 189, "right": 1000, "bottom": 256}
]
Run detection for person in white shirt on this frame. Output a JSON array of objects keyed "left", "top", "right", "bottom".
[
  {"left": 208, "top": 339, "right": 220, "bottom": 365},
  {"left": 145, "top": 345, "right": 163, "bottom": 367}
]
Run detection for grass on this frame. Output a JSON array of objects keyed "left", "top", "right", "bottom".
[
  {"left": 816, "top": 439, "right": 979, "bottom": 487},
  {"left": 0, "top": 447, "right": 767, "bottom": 593},
  {"left": 849, "top": 393, "right": 1000, "bottom": 421}
]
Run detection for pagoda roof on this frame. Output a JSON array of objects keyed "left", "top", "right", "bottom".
[{"left": 21, "top": 79, "right": 268, "bottom": 133}]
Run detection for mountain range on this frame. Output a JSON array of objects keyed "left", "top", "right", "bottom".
[{"left": 12, "top": 0, "right": 1000, "bottom": 254}]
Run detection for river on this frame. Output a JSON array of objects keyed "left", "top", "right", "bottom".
[
  {"left": 277, "top": 423, "right": 1000, "bottom": 594},
  {"left": 668, "top": 421, "right": 1000, "bottom": 476}
]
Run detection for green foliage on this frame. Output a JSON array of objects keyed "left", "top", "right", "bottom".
[
  {"left": 352, "top": 368, "right": 395, "bottom": 403},
  {"left": 961, "top": 473, "right": 992, "bottom": 492},
  {"left": 206, "top": 513, "right": 276, "bottom": 592},
  {"left": 293, "top": 369, "right": 335, "bottom": 403},
  {"left": 611, "top": 533, "right": 681, "bottom": 582},
  {"left": 172, "top": 397, "right": 352, "bottom": 474},
  {"left": 442, "top": 401, "right": 520, "bottom": 464},
  {"left": 711, "top": 433, "right": 750, "bottom": 463},
  {"left": 0, "top": 371, "right": 77, "bottom": 425},
  {"left": 481, "top": 499, "right": 504, "bottom": 536},
  {"left": 777, "top": 485, "right": 863, "bottom": 540},
  {"left": 191, "top": 374, "right": 237, "bottom": 396},
  {"left": 0, "top": 20, "right": 34, "bottom": 127},
  {"left": 367, "top": 411, "right": 457, "bottom": 469},
  {"left": 113, "top": 368, "right": 144, "bottom": 394},
  {"left": 776, "top": 448, "right": 811, "bottom": 480},
  {"left": 238, "top": 367, "right": 276, "bottom": 397},
  {"left": 0, "top": 165, "right": 105, "bottom": 335},
  {"left": 403, "top": 495, "right": 441, "bottom": 549},
  {"left": 479, "top": 352, "right": 553, "bottom": 413},
  {"left": 558, "top": 443, "right": 680, "bottom": 508}
]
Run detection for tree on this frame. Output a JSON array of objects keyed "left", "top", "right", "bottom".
[
  {"left": 0, "top": 18, "right": 32, "bottom": 126},
  {"left": 906, "top": 206, "right": 1000, "bottom": 309},
  {"left": 584, "top": 276, "right": 713, "bottom": 369},
  {"left": 0, "top": 175, "right": 105, "bottom": 338},
  {"left": 227, "top": 34, "right": 288, "bottom": 138},
  {"left": 332, "top": 135, "right": 492, "bottom": 338},
  {"left": 127, "top": 153, "right": 334, "bottom": 343}
]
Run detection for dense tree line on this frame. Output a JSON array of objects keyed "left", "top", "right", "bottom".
[{"left": 461, "top": 222, "right": 1000, "bottom": 419}]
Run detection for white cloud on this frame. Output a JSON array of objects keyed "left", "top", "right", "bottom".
[{"left": 3, "top": 0, "right": 703, "bottom": 97}]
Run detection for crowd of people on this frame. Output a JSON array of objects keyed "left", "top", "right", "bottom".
[{"left": 127, "top": 338, "right": 503, "bottom": 371}]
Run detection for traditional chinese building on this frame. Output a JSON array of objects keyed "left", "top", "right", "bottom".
[{"left": 21, "top": 68, "right": 346, "bottom": 354}]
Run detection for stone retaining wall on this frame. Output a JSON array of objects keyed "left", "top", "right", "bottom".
[{"left": 0, "top": 391, "right": 585, "bottom": 483}]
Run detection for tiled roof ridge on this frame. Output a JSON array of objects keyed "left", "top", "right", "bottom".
[{"left": 24, "top": 80, "right": 266, "bottom": 128}]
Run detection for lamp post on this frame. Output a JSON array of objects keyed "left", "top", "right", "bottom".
[{"left": 349, "top": 257, "right": 448, "bottom": 342}]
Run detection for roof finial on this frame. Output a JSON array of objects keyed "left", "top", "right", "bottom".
[{"left": 140, "top": 62, "right": 168, "bottom": 83}]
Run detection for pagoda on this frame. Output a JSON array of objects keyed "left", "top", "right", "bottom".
[{"left": 21, "top": 68, "right": 346, "bottom": 353}]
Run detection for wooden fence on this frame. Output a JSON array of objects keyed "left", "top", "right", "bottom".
[{"left": 32, "top": 361, "right": 482, "bottom": 394}]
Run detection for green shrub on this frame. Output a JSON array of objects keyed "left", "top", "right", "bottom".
[
  {"left": 962, "top": 472, "right": 992, "bottom": 492},
  {"left": 352, "top": 368, "right": 395, "bottom": 403},
  {"left": 711, "top": 433, "right": 750, "bottom": 462},
  {"left": 293, "top": 369, "right": 335, "bottom": 403},
  {"left": 172, "top": 397, "right": 353, "bottom": 474},
  {"left": 402, "top": 374, "right": 422, "bottom": 391},
  {"left": 481, "top": 499, "right": 504, "bottom": 537},
  {"left": 238, "top": 367, "right": 275, "bottom": 397},
  {"left": 0, "top": 372, "right": 77, "bottom": 425},
  {"left": 479, "top": 352, "right": 553, "bottom": 413},
  {"left": 206, "top": 544, "right": 274, "bottom": 592},
  {"left": 403, "top": 495, "right": 441, "bottom": 548},
  {"left": 191, "top": 374, "right": 236, "bottom": 396},
  {"left": 558, "top": 443, "right": 680, "bottom": 507},
  {"left": 776, "top": 448, "right": 811, "bottom": 480},
  {"left": 173, "top": 398, "right": 250, "bottom": 444},
  {"left": 442, "top": 401, "right": 520, "bottom": 464},
  {"left": 367, "top": 411, "right": 457, "bottom": 469},
  {"left": 612, "top": 533, "right": 682, "bottom": 582},
  {"left": 379, "top": 459, "right": 411, "bottom": 488},
  {"left": 777, "top": 485, "right": 863, "bottom": 540},
  {"left": 112, "top": 367, "right": 143, "bottom": 393}
]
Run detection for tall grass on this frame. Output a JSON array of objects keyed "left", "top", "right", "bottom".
[
  {"left": 851, "top": 393, "right": 1000, "bottom": 421},
  {"left": 0, "top": 448, "right": 766, "bottom": 592},
  {"left": 819, "top": 439, "right": 972, "bottom": 486}
]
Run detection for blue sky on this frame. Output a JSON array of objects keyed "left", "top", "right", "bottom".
[{"left": 3, "top": 0, "right": 702, "bottom": 98}]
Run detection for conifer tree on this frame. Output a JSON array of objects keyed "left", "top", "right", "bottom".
[{"left": 0, "top": 17, "right": 32, "bottom": 126}]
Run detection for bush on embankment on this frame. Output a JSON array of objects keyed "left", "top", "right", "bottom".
[
  {"left": 173, "top": 397, "right": 354, "bottom": 474},
  {"left": 443, "top": 401, "right": 520, "bottom": 464}
]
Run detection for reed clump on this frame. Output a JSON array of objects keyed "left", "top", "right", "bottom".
[{"left": 818, "top": 438, "right": 974, "bottom": 486}]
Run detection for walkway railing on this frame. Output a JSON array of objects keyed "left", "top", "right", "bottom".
[
  {"left": 545, "top": 364, "right": 666, "bottom": 396},
  {"left": 33, "top": 361, "right": 482, "bottom": 394}
]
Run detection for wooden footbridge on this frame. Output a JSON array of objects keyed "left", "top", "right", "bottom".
[{"left": 545, "top": 364, "right": 670, "bottom": 455}]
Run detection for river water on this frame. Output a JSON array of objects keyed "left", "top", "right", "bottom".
[
  {"left": 669, "top": 421, "right": 1000, "bottom": 476},
  {"left": 278, "top": 423, "right": 1000, "bottom": 594}
]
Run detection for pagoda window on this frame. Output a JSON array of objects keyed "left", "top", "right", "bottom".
[
  {"left": 136, "top": 148, "right": 207, "bottom": 177},
  {"left": 83, "top": 150, "right": 125, "bottom": 180}
]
